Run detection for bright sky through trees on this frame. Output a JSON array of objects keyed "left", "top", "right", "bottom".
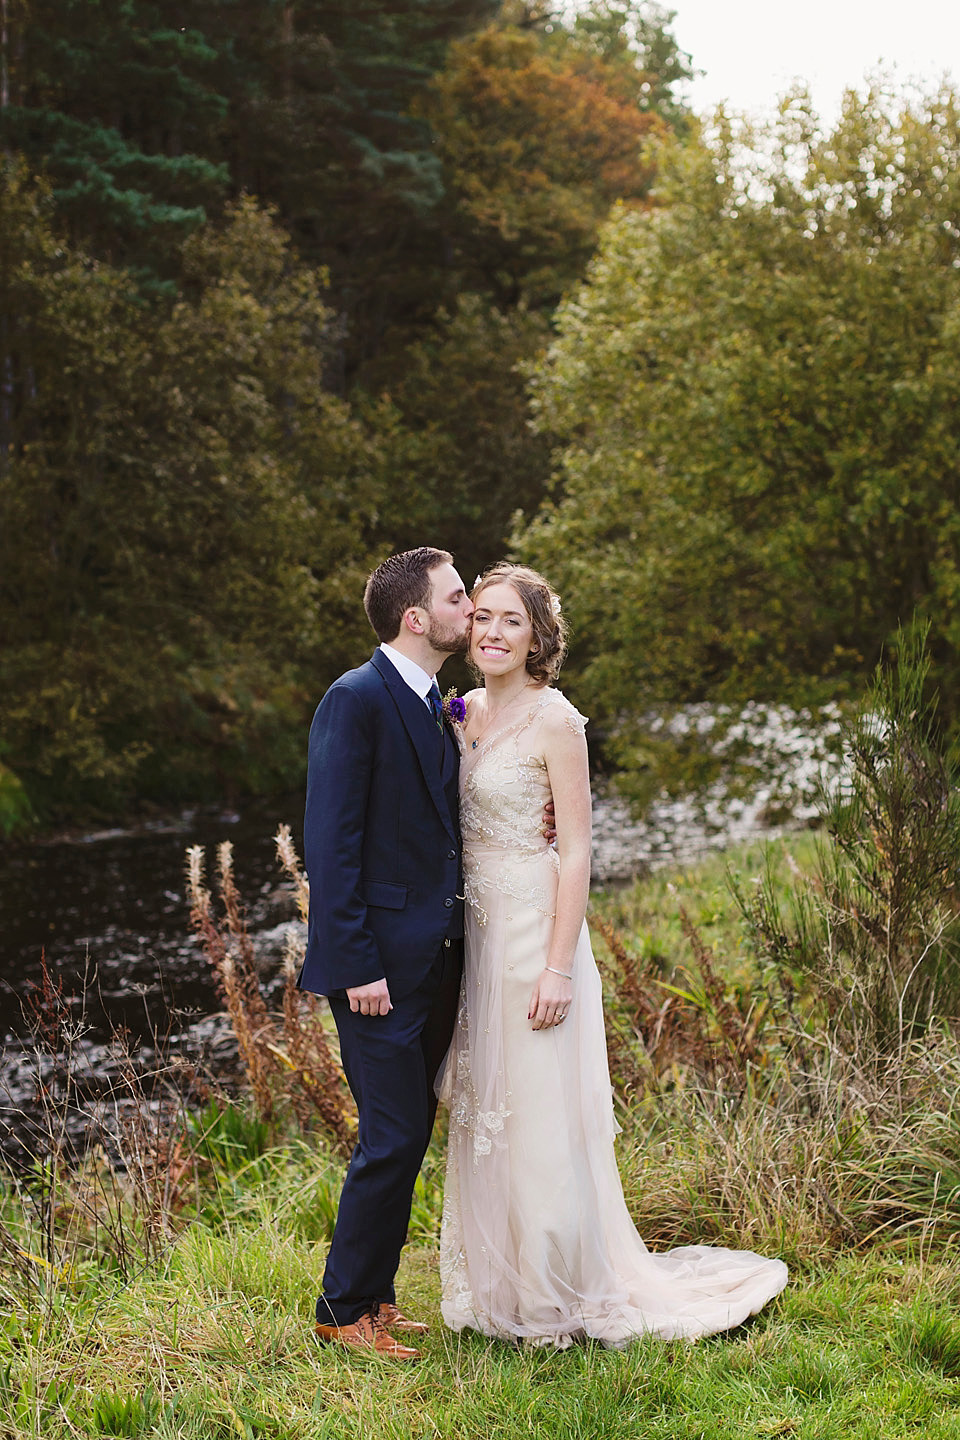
[{"left": 671, "top": 0, "right": 960, "bottom": 121}]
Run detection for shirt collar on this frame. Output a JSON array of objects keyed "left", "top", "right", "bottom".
[{"left": 379, "top": 643, "right": 436, "bottom": 703}]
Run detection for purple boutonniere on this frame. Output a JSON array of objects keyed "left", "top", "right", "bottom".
[{"left": 442, "top": 687, "right": 466, "bottom": 726}]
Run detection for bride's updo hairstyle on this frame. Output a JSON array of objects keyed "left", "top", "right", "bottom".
[{"left": 472, "top": 563, "right": 568, "bottom": 685}]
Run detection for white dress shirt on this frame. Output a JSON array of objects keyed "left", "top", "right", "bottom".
[{"left": 379, "top": 643, "right": 436, "bottom": 708}]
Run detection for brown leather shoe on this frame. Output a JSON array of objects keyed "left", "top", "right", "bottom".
[
  {"left": 314, "top": 1311, "right": 420, "bottom": 1361},
  {"left": 377, "top": 1302, "right": 429, "bottom": 1335}
]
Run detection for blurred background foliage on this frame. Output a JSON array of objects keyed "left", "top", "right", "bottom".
[
  {"left": 4, "top": 1, "right": 960, "bottom": 834},
  {"left": 0, "top": 0, "right": 689, "bottom": 829},
  {"left": 519, "top": 84, "right": 960, "bottom": 791}
]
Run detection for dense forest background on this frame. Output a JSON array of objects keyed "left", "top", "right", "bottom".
[{"left": 2, "top": 0, "right": 960, "bottom": 832}]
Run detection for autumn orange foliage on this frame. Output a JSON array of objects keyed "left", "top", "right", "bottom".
[{"left": 419, "top": 25, "right": 662, "bottom": 302}]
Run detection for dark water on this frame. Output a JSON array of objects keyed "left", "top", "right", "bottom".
[
  {"left": 0, "top": 796, "right": 305, "bottom": 1160},
  {"left": 0, "top": 763, "right": 796, "bottom": 1163}
]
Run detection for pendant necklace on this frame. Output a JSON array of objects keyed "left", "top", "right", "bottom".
[{"left": 469, "top": 683, "right": 532, "bottom": 749}]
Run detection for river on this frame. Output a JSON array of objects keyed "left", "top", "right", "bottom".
[
  {"left": 0, "top": 704, "right": 838, "bottom": 1161},
  {"left": 0, "top": 796, "right": 306, "bottom": 1164}
]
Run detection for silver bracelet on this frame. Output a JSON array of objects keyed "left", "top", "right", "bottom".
[{"left": 545, "top": 965, "right": 572, "bottom": 979}]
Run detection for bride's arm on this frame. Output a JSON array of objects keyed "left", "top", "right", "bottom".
[{"left": 528, "top": 706, "right": 591, "bottom": 1030}]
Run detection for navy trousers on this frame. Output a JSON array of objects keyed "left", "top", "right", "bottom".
[{"left": 318, "top": 940, "right": 463, "bottom": 1326}]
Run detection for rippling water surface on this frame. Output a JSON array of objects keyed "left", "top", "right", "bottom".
[
  {"left": 0, "top": 797, "right": 307, "bottom": 1157},
  {"left": 2, "top": 702, "right": 835, "bottom": 1158},
  {"left": 1, "top": 799, "right": 303, "bottom": 1039}
]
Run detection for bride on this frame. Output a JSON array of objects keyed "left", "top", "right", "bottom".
[{"left": 438, "top": 562, "right": 788, "bottom": 1347}]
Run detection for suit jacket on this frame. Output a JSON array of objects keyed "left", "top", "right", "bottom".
[{"left": 298, "top": 649, "right": 463, "bottom": 1000}]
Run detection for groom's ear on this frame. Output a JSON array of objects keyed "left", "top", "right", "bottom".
[{"left": 402, "top": 607, "right": 425, "bottom": 635}]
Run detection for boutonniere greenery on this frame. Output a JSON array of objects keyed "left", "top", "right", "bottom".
[{"left": 442, "top": 687, "right": 467, "bottom": 726}]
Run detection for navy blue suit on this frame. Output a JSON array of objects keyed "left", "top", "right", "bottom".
[{"left": 300, "top": 648, "right": 464, "bottom": 1325}]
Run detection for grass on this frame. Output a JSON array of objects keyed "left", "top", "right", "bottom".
[
  {"left": 591, "top": 830, "right": 821, "bottom": 986},
  {"left": 4, "top": 1200, "right": 960, "bottom": 1438},
  {"left": 5, "top": 832, "right": 960, "bottom": 1438}
]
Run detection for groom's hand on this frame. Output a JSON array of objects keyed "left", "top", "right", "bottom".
[{"left": 346, "top": 978, "right": 392, "bottom": 1016}]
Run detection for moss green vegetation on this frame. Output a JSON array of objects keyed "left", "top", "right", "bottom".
[
  {"left": 5, "top": 833, "right": 960, "bottom": 1439},
  {"left": 593, "top": 830, "right": 821, "bottom": 986}
]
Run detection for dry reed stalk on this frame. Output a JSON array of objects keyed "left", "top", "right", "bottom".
[
  {"left": 217, "top": 842, "right": 275, "bottom": 1043},
  {"left": 185, "top": 846, "right": 227, "bottom": 974},
  {"left": 279, "top": 935, "right": 355, "bottom": 1154},
  {"left": 111, "top": 1048, "right": 193, "bottom": 1254},
  {"left": 275, "top": 823, "right": 309, "bottom": 922},
  {"left": 219, "top": 953, "right": 275, "bottom": 1120},
  {"left": 185, "top": 832, "right": 360, "bottom": 1138},
  {"left": 187, "top": 843, "right": 281, "bottom": 1119}
]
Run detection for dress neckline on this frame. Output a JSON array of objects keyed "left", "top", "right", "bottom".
[{"left": 463, "top": 689, "right": 555, "bottom": 762}]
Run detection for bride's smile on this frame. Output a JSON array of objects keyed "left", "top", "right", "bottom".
[{"left": 470, "top": 582, "right": 536, "bottom": 679}]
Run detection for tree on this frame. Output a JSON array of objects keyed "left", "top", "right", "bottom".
[
  {"left": 358, "top": 1, "right": 691, "bottom": 594},
  {"left": 369, "top": 294, "right": 555, "bottom": 584},
  {"left": 557, "top": 0, "right": 695, "bottom": 137},
  {"left": 0, "top": 164, "right": 387, "bottom": 818},
  {"left": 519, "top": 85, "right": 960, "bottom": 776},
  {"left": 0, "top": 0, "right": 228, "bottom": 280},
  {"left": 189, "top": 0, "right": 498, "bottom": 371},
  {"left": 416, "top": 11, "right": 665, "bottom": 308}
]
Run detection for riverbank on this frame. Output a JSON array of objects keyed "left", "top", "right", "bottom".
[{"left": 5, "top": 834, "right": 960, "bottom": 1437}]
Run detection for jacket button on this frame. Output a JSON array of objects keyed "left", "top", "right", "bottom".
[
  {"left": 443, "top": 897, "right": 454, "bottom": 908},
  {"left": 447, "top": 849, "right": 456, "bottom": 860}
]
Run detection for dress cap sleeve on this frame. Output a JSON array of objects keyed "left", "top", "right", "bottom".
[{"left": 547, "top": 688, "right": 588, "bottom": 736}]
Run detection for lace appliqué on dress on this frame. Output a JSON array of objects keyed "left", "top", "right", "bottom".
[
  {"left": 463, "top": 846, "right": 558, "bottom": 926},
  {"left": 446, "top": 997, "right": 512, "bottom": 1165},
  {"left": 459, "top": 693, "right": 583, "bottom": 922}
]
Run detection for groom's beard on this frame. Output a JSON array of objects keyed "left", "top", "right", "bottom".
[{"left": 425, "top": 614, "right": 471, "bottom": 656}]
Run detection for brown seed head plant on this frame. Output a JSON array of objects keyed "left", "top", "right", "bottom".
[{"left": 185, "top": 829, "right": 355, "bottom": 1153}]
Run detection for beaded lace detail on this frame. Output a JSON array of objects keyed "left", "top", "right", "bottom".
[
  {"left": 460, "top": 690, "right": 587, "bottom": 927},
  {"left": 441, "top": 687, "right": 589, "bottom": 1166}
]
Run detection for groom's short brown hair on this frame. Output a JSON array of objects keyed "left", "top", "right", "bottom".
[{"left": 363, "top": 547, "right": 454, "bottom": 642}]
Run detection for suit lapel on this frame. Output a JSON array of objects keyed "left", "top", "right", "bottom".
[{"left": 371, "top": 650, "right": 458, "bottom": 841}]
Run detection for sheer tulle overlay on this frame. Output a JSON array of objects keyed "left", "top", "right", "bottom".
[{"left": 438, "top": 689, "right": 788, "bottom": 1347}]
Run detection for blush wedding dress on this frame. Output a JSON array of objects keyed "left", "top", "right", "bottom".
[{"left": 438, "top": 687, "right": 788, "bottom": 1347}]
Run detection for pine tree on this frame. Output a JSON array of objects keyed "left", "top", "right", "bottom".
[{"left": 1, "top": 0, "right": 229, "bottom": 279}]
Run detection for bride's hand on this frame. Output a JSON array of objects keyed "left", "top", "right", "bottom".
[{"left": 528, "top": 968, "right": 573, "bottom": 1030}]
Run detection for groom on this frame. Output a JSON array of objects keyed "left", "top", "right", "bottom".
[{"left": 299, "top": 546, "right": 473, "bottom": 1361}]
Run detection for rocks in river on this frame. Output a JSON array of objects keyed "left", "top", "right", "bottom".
[{"left": 590, "top": 701, "right": 844, "bottom": 882}]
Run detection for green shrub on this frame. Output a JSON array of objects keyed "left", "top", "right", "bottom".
[{"left": 740, "top": 623, "right": 960, "bottom": 1063}]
